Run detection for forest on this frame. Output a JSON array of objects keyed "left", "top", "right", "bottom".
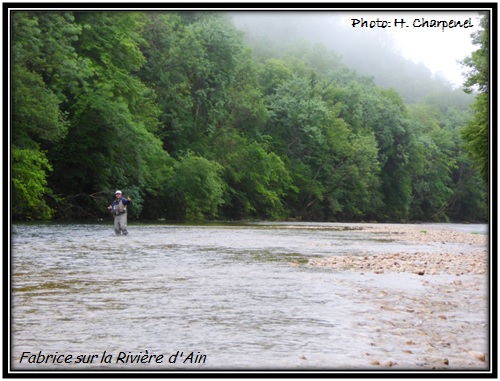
[{"left": 10, "top": 11, "right": 489, "bottom": 223}]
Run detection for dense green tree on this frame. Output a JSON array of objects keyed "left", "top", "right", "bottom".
[
  {"left": 46, "top": 11, "right": 173, "bottom": 219},
  {"left": 215, "top": 136, "right": 292, "bottom": 220},
  {"left": 258, "top": 58, "right": 294, "bottom": 96},
  {"left": 11, "top": 12, "right": 87, "bottom": 219},
  {"left": 224, "top": 49, "right": 269, "bottom": 141},
  {"left": 461, "top": 13, "right": 489, "bottom": 184},
  {"left": 187, "top": 14, "right": 246, "bottom": 141},
  {"left": 263, "top": 75, "right": 381, "bottom": 220},
  {"left": 170, "top": 152, "right": 226, "bottom": 220},
  {"left": 139, "top": 13, "right": 203, "bottom": 153},
  {"left": 408, "top": 105, "right": 455, "bottom": 220},
  {"left": 12, "top": 148, "right": 54, "bottom": 220},
  {"left": 441, "top": 107, "right": 487, "bottom": 221},
  {"left": 139, "top": 12, "right": 246, "bottom": 156},
  {"left": 326, "top": 82, "right": 416, "bottom": 220}
]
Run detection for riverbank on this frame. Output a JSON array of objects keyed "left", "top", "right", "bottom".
[
  {"left": 309, "top": 224, "right": 488, "bottom": 275},
  {"left": 307, "top": 223, "right": 490, "bottom": 370}
]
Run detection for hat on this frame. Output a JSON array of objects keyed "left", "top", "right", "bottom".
[{"left": 115, "top": 190, "right": 122, "bottom": 194}]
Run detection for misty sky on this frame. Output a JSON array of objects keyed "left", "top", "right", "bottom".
[
  {"left": 231, "top": 10, "right": 483, "bottom": 88},
  {"left": 338, "top": 11, "right": 482, "bottom": 87}
]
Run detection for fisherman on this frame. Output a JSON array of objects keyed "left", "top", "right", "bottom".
[{"left": 108, "top": 190, "right": 131, "bottom": 235}]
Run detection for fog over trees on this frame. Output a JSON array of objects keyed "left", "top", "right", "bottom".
[{"left": 230, "top": 12, "right": 474, "bottom": 107}]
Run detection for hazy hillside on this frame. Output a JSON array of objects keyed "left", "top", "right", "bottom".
[{"left": 230, "top": 12, "right": 474, "bottom": 109}]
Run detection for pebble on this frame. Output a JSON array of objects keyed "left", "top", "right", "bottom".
[
  {"left": 310, "top": 249, "right": 486, "bottom": 276},
  {"left": 308, "top": 225, "right": 487, "bottom": 275},
  {"left": 469, "top": 351, "right": 486, "bottom": 362}
]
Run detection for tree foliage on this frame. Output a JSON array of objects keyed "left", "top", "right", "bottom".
[
  {"left": 171, "top": 152, "right": 225, "bottom": 220},
  {"left": 461, "top": 13, "right": 489, "bottom": 185},
  {"left": 10, "top": 11, "right": 487, "bottom": 222},
  {"left": 12, "top": 148, "right": 54, "bottom": 220}
]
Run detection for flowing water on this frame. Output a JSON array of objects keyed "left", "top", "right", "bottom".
[{"left": 9, "top": 222, "right": 489, "bottom": 371}]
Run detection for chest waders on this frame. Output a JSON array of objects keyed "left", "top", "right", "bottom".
[{"left": 113, "top": 199, "right": 128, "bottom": 235}]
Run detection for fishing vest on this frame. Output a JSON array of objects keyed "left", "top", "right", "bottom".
[{"left": 113, "top": 199, "right": 126, "bottom": 215}]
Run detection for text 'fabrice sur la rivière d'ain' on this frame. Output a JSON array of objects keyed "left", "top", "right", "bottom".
[{"left": 19, "top": 350, "right": 207, "bottom": 365}]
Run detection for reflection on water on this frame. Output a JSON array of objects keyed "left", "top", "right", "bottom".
[{"left": 10, "top": 222, "right": 488, "bottom": 371}]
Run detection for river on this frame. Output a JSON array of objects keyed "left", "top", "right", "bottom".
[{"left": 9, "top": 222, "right": 489, "bottom": 372}]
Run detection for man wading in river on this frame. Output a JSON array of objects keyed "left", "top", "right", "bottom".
[{"left": 108, "top": 190, "right": 131, "bottom": 235}]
